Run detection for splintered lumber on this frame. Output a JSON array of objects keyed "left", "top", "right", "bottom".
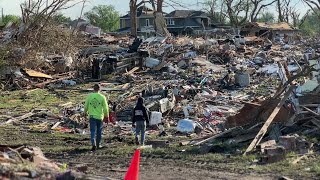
[
  {"left": 192, "top": 128, "right": 237, "bottom": 146},
  {"left": 243, "top": 85, "right": 295, "bottom": 155},
  {"left": 311, "top": 118, "right": 320, "bottom": 129},
  {"left": 2, "top": 112, "right": 35, "bottom": 125},
  {"left": 34, "top": 74, "right": 74, "bottom": 88},
  {"left": 51, "top": 122, "right": 62, "bottom": 130},
  {"left": 302, "top": 106, "right": 320, "bottom": 117},
  {"left": 121, "top": 83, "right": 130, "bottom": 90},
  {"left": 291, "top": 154, "right": 312, "bottom": 165},
  {"left": 123, "top": 67, "right": 139, "bottom": 76}
]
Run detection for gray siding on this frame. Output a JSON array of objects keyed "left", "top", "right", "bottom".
[
  {"left": 120, "top": 19, "right": 131, "bottom": 28},
  {"left": 120, "top": 17, "right": 155, "bottom": 29},
  {"left": 166, "top": 18, "right": 202, "bottom": 28},
  {"left": 138, "top": 17, "right": 154, "bottom": 28},
  {"left": 184, "top": 18, "right": 202, "bottom": 27}
]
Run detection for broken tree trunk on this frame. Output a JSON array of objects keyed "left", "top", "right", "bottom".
[
  {"left": 154, "top": 12, "right": 170, "bottom": 37},
  {"left": 130, "top": 0, "right": 138, "bottom": 37},
  {"left": 243, "top": 85, "right": 295, "bottom": 155}
]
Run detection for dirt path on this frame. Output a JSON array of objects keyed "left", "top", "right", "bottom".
[
  {"left": 139, "top": 160, "right": 274, "bottom": 180},
  {"left": 48, "top": 151, "right": 275, "bottom": 180},
  {"left": 0, "top": 127, "right": 308, "bottom": 179}
]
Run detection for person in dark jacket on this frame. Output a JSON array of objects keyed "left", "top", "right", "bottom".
[{"left": 132, "top": 97, "right": 149, "bottom": 145}]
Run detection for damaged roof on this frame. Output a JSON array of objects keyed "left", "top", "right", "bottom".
[
  {"left": 165, "top": 10, "right": 207, "bottom": 18},
  {"left": 120, "top": 6, "right": 154, "bottom": 18},
  {"left": 243, "top": 22, "right": 295, "bottom": 30}
]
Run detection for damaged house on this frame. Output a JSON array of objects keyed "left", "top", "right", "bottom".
[
  {"left": 165, "top": 10, "right": 211, "bottom": 35},
  {"left": 241, "top": 22, "right": 298, "bottom": 42},
  {"left": 69, "top": 18, "right": 101, "bottom": 36},
  {"left": 119, "top": 6, "right": 156, "bottom": 35},
  {"left": 119, "top": 7, "right": 212, "bottom": 36}
]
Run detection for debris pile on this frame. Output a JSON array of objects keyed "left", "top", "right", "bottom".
[
  {"left": 0, "top": 14, "right": 319, "bottom": 165},
  {"left": 107, "top": 33, "right": 320, "bottom": 163},
  {"left": 0, "top": 145, "right": 85, "bottom": 179}
]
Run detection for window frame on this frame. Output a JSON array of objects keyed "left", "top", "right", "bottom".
[{"left": 166, "top": 18, "right": 175, "bottom": 26}]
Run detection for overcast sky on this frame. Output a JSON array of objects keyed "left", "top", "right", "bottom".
[{"left": 0, "top": 0, "right": 309, "bottom": 19}]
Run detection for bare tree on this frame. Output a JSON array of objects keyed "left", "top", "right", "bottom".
[
  {"left": 276, "top": 0, "right": 294, "bottom": 23},
  {"left": 276, "top": 0, "right": 283, "bottom": 22},
  {"left": 21, "top": 0, "right": 82, "bottom": 24},
  {"left": 130, "top": 0, "right": 153, "bottom": 37},
  {"left": 19, "top": 0, "right": 83, "bottom": 46},
  {"left": 129, "top": 0, "right": 137, "bottom": 37},
  {"left": 202, "top": 0, "right": 227, "bottom": 23},
  {"left": 290, "top": 8, "right": 300, "bottom": 27},
  {"left": 225, "top": 0, "right": 250, "bottom": 27},
  {"left": 250, "top": 0, "right": 277, "bottom": 22},
  {"left": 297, "top": 9, "right": 311, "bottom": 28},
  {"left": 304, "top": 0, "right": 320, "bottom": 18}
]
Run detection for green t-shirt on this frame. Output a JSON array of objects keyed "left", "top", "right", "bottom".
[{"left": 84, "top": 92, "right": 109, "bottom": 120}]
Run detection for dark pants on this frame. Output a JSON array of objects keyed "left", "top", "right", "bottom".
[
  {"left": 135, "top": 121, "right": 146, "bottom": 145},
  {"left": 89, "top": 117, "right": 103, "bottom": 146}
]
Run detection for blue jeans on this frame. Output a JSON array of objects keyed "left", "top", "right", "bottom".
[
  {"left": 89, "top": 117, "right": 103, "bottom": 146},
  {"left": 136, "top": 121, "right": 146, "bottom": 145}
]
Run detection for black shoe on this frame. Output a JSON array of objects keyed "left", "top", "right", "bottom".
[
  {"left": 91, "top": 146, "right": 96, "bottom": 151},
  {"left": 135, "top": 137, "right": 140, "bottom": 145}
]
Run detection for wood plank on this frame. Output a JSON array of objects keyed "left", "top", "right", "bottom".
[
  {"left": 302, "top": 106, "right": 320, "bottom": 117},
  {"left": 123, "top": 67, "right": 139, "bottom": 76},
  {"left": 34, "top": 75, "right": 74, "bottom": 88},
  {"left": 51, "top": 122, "right": 62, "bottom": 130},
  {"left": 244, "top": 85, "right": 295, "bottom": 155},
  {"left": 2, "top": 112, "right": 35, "bottom": 125},
  {"left": 311, "top": 118, "right": 320, "bottom": 129},
  {"left": 192, "top": 128, "right": 236, "bottom": 146}
]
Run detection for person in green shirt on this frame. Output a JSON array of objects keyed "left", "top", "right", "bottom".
[{"left": 84, "top": 84, "right": 109, "bottom": 151}]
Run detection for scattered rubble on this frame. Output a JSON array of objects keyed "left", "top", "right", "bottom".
[
  {"left": 0, "top": 14, "right": 319, "bottom": 173},
  {"left": 0, "top": 145, "right": 86, "bottom": 179}
]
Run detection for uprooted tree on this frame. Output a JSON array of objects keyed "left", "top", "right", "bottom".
[{"left": 6, "top": 0, "right": 85, "bottom": 69}]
